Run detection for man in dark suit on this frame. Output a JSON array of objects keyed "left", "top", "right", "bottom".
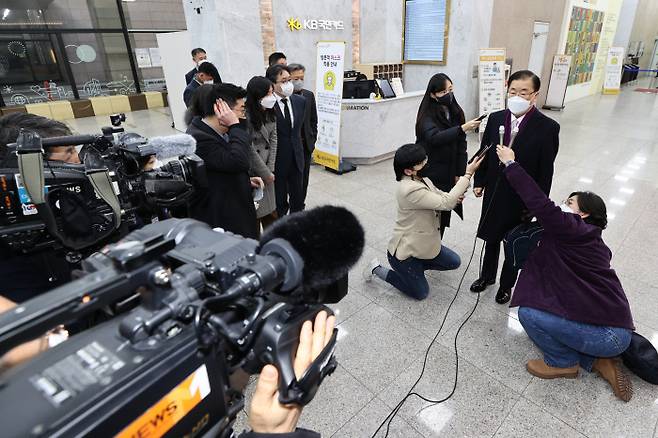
[
  {"left": 185, "top": 83, "right": 262, "bottom": 239},
  {"left": 265, "top": 64, "right": 306, "bottom": 217},
  {"left": 183, "top": 61, "right": 221, "bottom": 107},
  {"left": 185, "top": 48, "right": 207, "bottom": 84},
  {"left": 289, "top": 63, "right": 318, "bottom": 207},
  {"left": 471, "top": 70, "right": 560, "bottom": 304}
]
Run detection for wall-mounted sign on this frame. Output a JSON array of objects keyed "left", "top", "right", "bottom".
[{"left": 287, "top": 18, "right": 344, "bottom": 31}]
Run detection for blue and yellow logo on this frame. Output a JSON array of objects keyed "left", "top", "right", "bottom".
[{"left": 287, "top": 18, "right": 302, "bottom": 31}]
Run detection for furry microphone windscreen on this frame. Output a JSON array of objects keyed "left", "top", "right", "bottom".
[
  {"left": 148, "top": 134, "right": 197, "bottom": 160},
  {"left": 259, "top": 205, "right": 365, "bottom": 289}
]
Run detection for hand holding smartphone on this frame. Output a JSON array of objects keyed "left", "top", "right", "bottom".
[{"left": 468, "top": 143, "right": 493, "bottom": 164}]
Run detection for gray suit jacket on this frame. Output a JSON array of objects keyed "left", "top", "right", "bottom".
[{"left": 247, "top": 116, "right": 278, "bottom": 217}]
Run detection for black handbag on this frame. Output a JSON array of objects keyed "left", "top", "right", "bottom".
[
  {"left": 503, "top": 222, "right": 544, "bottom": 270},
  {"left": 622, "top": 332, "right": 658, "bottom": 384}
]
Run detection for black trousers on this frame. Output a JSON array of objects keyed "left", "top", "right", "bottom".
[
  {"left": 275, "top": 156, "right": 304, "bottom": 217},
  {"left": 302, "top": 147, "right": 313, "bottom": 208},
  {"left": 480, "top": 239, "right": 519, "bottom": 289}
]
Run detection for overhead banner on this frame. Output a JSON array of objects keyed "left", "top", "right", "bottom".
[
  {"left": 544, "top": 55, "right": 572, "bottom": 110},
  {"left": 314, "top": 41, "right": 345, "bottom": 171},
  {"left": 603, "top": 47, "right": 624, "bottom": 95},
  {"left": 478, "top": 48, "right": 507, "bottom": 135}
]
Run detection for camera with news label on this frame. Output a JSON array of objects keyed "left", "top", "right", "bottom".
[{"left": 0, "top": 205, "right": 365, "bottom": 437}]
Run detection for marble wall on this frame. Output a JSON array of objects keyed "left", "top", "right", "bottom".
[
  {"left": 183, "top": 0, "right": 265, "bottom": 88},
  {"left": 359, "top": 0, "right": 494, "bottom": 118},
  {"left": 489, "top": 0, "right": 568, "bottom": 108},
  {"left": 272, "top": 0, "right": 354, "bottom": 91}
]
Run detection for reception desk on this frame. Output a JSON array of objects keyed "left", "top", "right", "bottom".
[{"left": 339, "top": 91, "right": 424, "bottom": 164}]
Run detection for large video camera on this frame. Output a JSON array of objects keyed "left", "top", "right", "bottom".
[
  {"left": 0, "top": 207, "right": 364, "bottom": 437},
  {"left": 0, "top": 119, "right": 206, "bottom": 256}
]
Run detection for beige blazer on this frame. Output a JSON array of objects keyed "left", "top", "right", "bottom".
[{"left": 388, "top": 175, "right": 471, "bottom": 260}]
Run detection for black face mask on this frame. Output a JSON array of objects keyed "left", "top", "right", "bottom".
[{"left": 435, "top": 92, "right": 453, "bottom": 106}]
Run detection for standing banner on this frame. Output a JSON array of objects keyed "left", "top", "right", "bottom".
[
  {"left": 314, "top": 41, "right": 346, "bottom": 171},
  {"left": 603, "top": 47, "right": 625, "bottom": 95},
  {"left": 544, "top": 55, "right": 572, "bottom": 110},
  {"left": 478, "top": 48, "right": 507, "bottom": 136}
]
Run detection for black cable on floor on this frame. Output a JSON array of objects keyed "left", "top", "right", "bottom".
[
  {"left": 372, "top": 235, "right": 484, "bottom": 438},
  {"left": 372, "top": 164, "right": 502, "bottom": 438}
]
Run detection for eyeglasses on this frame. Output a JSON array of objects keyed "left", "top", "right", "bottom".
[{"left": 508, "top": 90, "right": 536, "bottom": 99}]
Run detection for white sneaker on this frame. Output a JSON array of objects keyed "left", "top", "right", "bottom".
[{"left": 363, "top": 258, "right": 381, "bottom": 282}]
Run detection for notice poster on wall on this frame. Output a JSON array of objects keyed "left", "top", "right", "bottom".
[
  {"left": 544, "top": 55, "right": 572, "bottom": 110},
  {"left": 135, "top": 48, "right": 152, "bottom": 68},
  {"left": 602, "top": 47, "right": 624, "bottom": 94},
  {"left": 478, "top": 48, "right": 507, "bottom": 135},
  {"left": 149, "top": 48, "right": 162, "bottom": 67},
  {"left": 314, "top": 41, "right": 345, "bottom": 171}
]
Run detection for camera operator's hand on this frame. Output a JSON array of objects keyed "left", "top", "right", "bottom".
[
  {"left": 214, "top": 99, "right": 239, "bottom": 127},
  {"left": 249, "top": 311, "right": 336, "bottom": 434}
]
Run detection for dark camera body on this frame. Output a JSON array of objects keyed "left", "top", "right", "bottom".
[
  {"left": 0, "top": 129, "right": 206, "bottom": 256},
  {"left": 0, "top": 218, "right": 346, "bottom": 438}
]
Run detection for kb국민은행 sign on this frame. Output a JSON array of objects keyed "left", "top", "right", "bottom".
[
  {"left": 287, "top": 18, "right": 344, "bottom": 31},
  {"left": 313, "top": 41, "right": 345, "bottom": 171}
]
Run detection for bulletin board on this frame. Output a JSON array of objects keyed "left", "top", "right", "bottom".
[{"left": 564, "top": 6, "right": 605, "bottom": 86}]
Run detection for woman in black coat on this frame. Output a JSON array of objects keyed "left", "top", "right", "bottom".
[{"left": 415, "top": 73, "right": 482, "bottom": 235}]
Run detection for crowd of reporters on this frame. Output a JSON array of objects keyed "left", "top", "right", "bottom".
[{"left": 0, "top": 48, "right": 322, "bottom": 437}]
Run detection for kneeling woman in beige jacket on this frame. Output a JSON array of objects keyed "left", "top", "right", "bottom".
[{"left": 365, "top": 143, "right": 483, "bottom": 300}]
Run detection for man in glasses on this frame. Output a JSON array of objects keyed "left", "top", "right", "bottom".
[{"left": 470, "top": 70, "right": 560, "bottom": 305}]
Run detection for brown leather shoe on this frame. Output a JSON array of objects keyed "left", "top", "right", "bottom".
[
  {"left": 526, "top": 359, "right": 579, "bottom": 379},
  {"left": 592, "top": 358, "right": 633, "bottom": 402}
]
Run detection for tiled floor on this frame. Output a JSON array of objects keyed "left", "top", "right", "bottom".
[{"left": 65, "top": 82, "right": 658, "bottom": 437}]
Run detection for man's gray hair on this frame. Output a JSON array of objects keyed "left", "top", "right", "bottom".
[{"left": 288, "top": 63, "right": 306, "bottom": 73}]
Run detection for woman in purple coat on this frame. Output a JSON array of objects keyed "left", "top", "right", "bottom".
[{"left": 496, "top": 145, "right": 635, "bottom": 402}]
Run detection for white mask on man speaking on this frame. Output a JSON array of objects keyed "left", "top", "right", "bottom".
[
  {"left": 280, "top": 81, "right": 294, "bottom": 97},
  {"left": 260, "top": 94, "right": 277, "bottom": 109},
  {"left": 507, "top": 95, "right": 531, "bottom": 115},
  {"left": 203, "top": 79, "right": 214, "bottom": 85}
]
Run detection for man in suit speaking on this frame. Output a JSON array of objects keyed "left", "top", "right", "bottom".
[
  {"left": 265, "top": 64, "right": 307, "bottom": 217},
  {"left": 471, "top": 70, "right": 560, "bottom": 305}
]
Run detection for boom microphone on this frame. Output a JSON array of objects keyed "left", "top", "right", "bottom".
[
  {"left": 148, "top": 134, "right": 197, "bottom": 159},
  {"left": 260, "top": 205, "right": 365, "bottom": 292}
]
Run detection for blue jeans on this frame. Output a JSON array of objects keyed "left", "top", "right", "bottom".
[
  {"left": 518, "top": 307, "right": 632, "bottom": 371},
  {"left": 382, "top": 246, "right": 461, "bottom": 300}
]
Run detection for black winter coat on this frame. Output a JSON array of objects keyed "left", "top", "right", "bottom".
[
  {"left": 474, "top": 108, "right": 560, "bottom": 242},
  {"left": 416, "top": 110, "right": 468, "bottom": 224},
  {"left": 186, "top": 117, "right": 258, "bottom": 239}
]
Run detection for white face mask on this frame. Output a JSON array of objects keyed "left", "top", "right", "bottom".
[
  {"left": 292, "top": 79, "right": 304, "bottom": 92},
  {"left": 560, "top": 203, "right": 575, "bottom": 214},
  {"left": 507, "top": 95, "right": 531, "bottom": 115},
  {"left": 260, "top": 94, "right": 277, "bottom": 109},
  {"left": 203, "top": 79, "right": 214, "bottom": 85},
  {"left": 280, "top": 81, "right": 294, "bottom": 97}
]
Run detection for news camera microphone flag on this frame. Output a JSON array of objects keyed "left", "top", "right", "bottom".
[{"left": 148, "top": 134, "right": 197, "bottom": 160}]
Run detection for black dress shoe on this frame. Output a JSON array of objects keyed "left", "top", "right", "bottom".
[
  {"left": 470, "top": 278, "right": 495, "bottom": 293},
  {"left": 495, "top": 287, "right": 512, "bottom": 304}
]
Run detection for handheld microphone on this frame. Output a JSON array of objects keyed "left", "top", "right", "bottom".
[
  {"left": 499, "top": 126, "right": 505, "bottom": 146},
  {"left": 509, "top": 126, "right": 519, "bottom": 148},
  {"left": 260, "top": 205, "right": 365, "bottom": 294},
  {"left": 147, "top": 134, "right": 197, "bottom": 159}
]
